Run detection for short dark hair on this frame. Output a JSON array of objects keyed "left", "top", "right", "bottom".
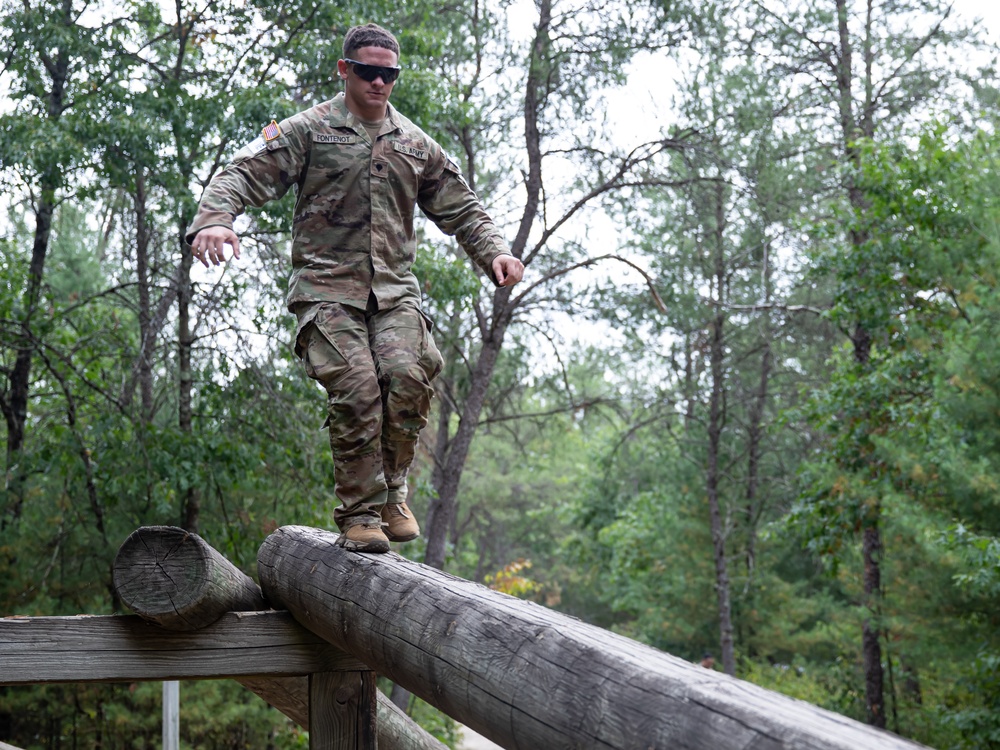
[{"left": 343, "top": 23, "right": 399, "bottom": 59}]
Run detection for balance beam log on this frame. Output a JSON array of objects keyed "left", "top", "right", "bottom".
[
  {"left": 258, "top": 525, "right": 929, "bottom": 750},
  {"left": 112, "top": 526, "right": 447, "bottom": 750},
  {"left": 113, "top": 525, "right": 266, "bottom": 630}
]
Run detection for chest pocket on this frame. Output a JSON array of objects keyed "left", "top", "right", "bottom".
[
  {"left": 301, "top": 133, "right": 368, "bottom": 198},
  {"left": 383, "top": 140, "right": 428, "bottom": 201}
]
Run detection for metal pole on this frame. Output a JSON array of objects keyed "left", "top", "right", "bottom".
[{"left": 163, "top": 680, "right": 179, "bottom": 750}]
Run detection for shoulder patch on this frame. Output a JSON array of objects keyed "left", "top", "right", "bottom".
[
  {"left": 392, "top": 142, "right": 428, "bottom": 160},
  {"left": 314, "top": 133, "right": 357, "bottom": 144},
  {"left": 262, "top": 120, "right": 282, "bottom": 141},
  {"left": 233, "top": 135, "right": 267, "bottom": 161}
]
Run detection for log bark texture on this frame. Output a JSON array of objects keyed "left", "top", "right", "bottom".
[
  {"left": 110, "top": 526, "right": 447, "bottom": 750},
  {"left": 113, "top": 526, "right": 265, "bottom": 630},
  {"left": 259, "top": 525, "right": 929, "bottom": 750}
]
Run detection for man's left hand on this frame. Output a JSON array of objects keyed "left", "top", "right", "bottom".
[{"left": 493, "top": 255, "right": 525, "bottom": 287}]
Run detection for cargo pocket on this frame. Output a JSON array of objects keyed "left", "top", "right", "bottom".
[
  {"left": 417, "top": 309, "right": 444, "bottom": 382},
  {"left": 298, "top": 309, "right": 353, "bottom": 387}
]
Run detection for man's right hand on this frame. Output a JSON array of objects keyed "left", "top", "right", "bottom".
[{"left": 190, "top": 226, "right": 241, "bottom": 267}]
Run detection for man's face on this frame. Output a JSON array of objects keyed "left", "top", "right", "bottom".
[{"left": 338, "top": 46, "right": 399, "bottom": 119}]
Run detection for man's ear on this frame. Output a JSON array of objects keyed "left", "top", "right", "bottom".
[{"left": 337, "top": 59, "right": 349, "bottom": 80}]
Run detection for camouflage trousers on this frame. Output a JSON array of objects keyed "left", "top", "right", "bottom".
[{"left": 296, "top": 300, "right": 443, "bottom": 530}]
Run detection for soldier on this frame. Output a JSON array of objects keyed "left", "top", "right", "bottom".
[{"left": 186, "top": 23, "right": 524, "bottom": 552}]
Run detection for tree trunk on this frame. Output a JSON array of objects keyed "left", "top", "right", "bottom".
[
  {"left": 134, "top": 168, "right": 155, "bottom": 422},
  {"left": 741, "top": 257, "right": 774, "bottom": 656},
  {"left": 423, "top": 0, "right": 549, "bottom": 570},
  {"left": 834, "top": 0, "right": 884, "bottom": 725},
  {"left": 862, "top": 520, "right": 885, "bottom": 727},
  {"left": 4, "top": 175, "right": 57, "bottom": 520},
  {"left": 706, "top": 183, "right": 736, "bottom": 677},
  {"left": 424, "top": 335, "right": 504, "bottom": 569},
  {"left": 177, "top": 227, "right": 200, "bottom": 533},
  {"left": 3, "top": 0, "right": 72, "bottom": 524}
]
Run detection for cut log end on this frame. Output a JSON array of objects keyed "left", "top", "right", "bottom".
[{"left": 113, "top": 525, "right": 265, "bottom": 630}]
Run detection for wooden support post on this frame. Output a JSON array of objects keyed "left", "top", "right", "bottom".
[
  {"left": 310, "top": 672, "right": 378, "bottom": 750},
  {"left": 259, "top": 525, "right": 931, "bottom": 750},
  {"left": 111, "top": 526, "right": 447, "bottom": 750}
]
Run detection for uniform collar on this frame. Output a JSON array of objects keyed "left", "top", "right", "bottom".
[{"left": 328, "top": 92, "right": 401, "bottom": 137}]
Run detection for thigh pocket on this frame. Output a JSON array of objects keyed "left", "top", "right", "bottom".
[
  {"left": 299, "top": 322, "right": 350, "bottom": 384},
  {"left": 417, "top": 310, "right": 444, "bottom": 381}
]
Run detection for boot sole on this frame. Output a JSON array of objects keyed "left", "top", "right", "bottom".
[{"left": 336, "top": 536, "right": 390, "bottom": 553}]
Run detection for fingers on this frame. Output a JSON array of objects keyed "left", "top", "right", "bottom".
[
  {"left": 190, "top": 229, "right": 240, "bottom": 267},
  {"left": 494, "top": 255, "right": 525, "bottom": 287}
]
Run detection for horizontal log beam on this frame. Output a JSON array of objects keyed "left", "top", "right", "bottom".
[
  {"left": 259, "top": 525, "right": 929, "bottom": 750},
  {"left": 0, "top": 611, "right": 366, "bottom": 685},
  {"left": 113, "top": 525, "right": 267, "bottom": 631}
]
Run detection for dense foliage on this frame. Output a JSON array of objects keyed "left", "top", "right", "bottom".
[{"left": 1, "top": 0, "right": 998, "bottom": 747}]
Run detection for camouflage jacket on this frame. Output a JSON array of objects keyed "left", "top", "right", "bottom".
[{"left": 185, "top": 93, "right": 511, "bottom": 312}]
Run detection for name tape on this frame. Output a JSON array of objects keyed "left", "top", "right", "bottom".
[{"left": 314, "top": 133, "right": 356, "bottom": 144}]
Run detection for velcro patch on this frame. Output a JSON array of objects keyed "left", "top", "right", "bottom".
[
  {"left": 262, "top": 120, "right": 282, "bottom": 141},
  {"left": 393, "top": 142, "right": 428, "bottom": 160},
  {"left": 248, "top": 136, "right": 267, "bottom": 153},
  {"left": 314, "top": 133, "right": 356, "bottom": 144}
]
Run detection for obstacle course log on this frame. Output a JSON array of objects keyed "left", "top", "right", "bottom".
[
  {"left": 259, "top": 525, "right": 929, "bottom": 750},
  {"left": 112, "top": 526, "right": 447, "bottom": 750},
  {"left": 113, "top": 525, "right": 266, "bottom": 630}
]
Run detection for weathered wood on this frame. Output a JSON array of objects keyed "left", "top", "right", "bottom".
[
  {"left": 237, "top": 676, "right": 449, "bottom": 750},
  {"left": 113, "top": 525, "right": 266, "bottom": 630},
  {"left": 259, "top": 525, "right": 930, "bottom": 750},
  {"left": 111, "top": 525, "right": 447, "bottom": 750},
  {"left": 0, "top": 611, "right": 365, "bottom": 684},
  {"left": 310, "top": 672, "right": 378, "bottom": 750}
]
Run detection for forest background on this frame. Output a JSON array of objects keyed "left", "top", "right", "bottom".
[{"left": 1, "top": 0, "right": 999, "bottom": 747}]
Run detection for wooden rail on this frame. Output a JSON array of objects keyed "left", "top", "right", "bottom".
[
  {"left": 259, "top": 524, "right": 931, "bottom": 750},
  {"left": 109, "top": 525, "right": 447, "bottom": 750}
]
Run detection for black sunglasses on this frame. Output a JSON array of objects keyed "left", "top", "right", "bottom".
[{"left": 344, "top": 58, "right": 401, "bottom": 84}]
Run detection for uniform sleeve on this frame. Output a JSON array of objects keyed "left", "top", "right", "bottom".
[
  {"left": 185, "top": 118, "right": 310, "bottom": 245},
  {"left": 417, "top": 148, "right": 513, "bottom": 286}
]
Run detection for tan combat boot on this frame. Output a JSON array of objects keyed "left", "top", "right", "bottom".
[
  {"left": 380, "top": 502, "right": 420, "bottom": 542},
  {"left": 336, "top": 521, "right": 390, "bottom": 553}
]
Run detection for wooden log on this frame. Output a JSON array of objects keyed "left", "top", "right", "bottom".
[
  {"left": 113, "top": 525, "right": 266, "bottom": 630},
  {"left": 259, "top": 525, "right": 930, "bottom": 750},
  {"left": 0, "top": 611, "right": 364, "bottom": 684},
  {"left": 110, "top": 525, "right": 447, "bottom": 750}
]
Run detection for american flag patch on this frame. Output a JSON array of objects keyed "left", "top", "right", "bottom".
[{"left": 262, "top": 120, "right": 281, "bottom": 141}]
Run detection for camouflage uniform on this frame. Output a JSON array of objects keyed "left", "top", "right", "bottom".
[{"left": 186, "top": 92, "right": 511, "bottom": 529}]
